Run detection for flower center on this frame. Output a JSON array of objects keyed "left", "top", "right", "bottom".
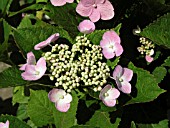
[
  {"left": 35, "top": 71, "right": 40, "bottom": 75},
  {"left": 104, "top": 92, "right": 109, "bottom": 97},
  {"left": 59, "top": 95, "right": 64, "bottom": 99},
  {"left": 92, "top": 4, "right": 97, "bottom": 8},
  {"left": 119, "top": 77, "right": 123, "bottom": 82},
  {"left": 109, "top": 44, "right": 114, "bottom": 49}
]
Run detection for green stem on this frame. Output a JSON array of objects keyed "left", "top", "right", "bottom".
[{"left": 26, "top": 83, "right": 54, "bottom": 88}]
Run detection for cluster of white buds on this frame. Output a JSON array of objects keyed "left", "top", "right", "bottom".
[
  {"left": 137, "top": 37, "right": 155, "bottom": 56},
  {"left": 43, "top": 36, "right": 110, "bottom": 92}
]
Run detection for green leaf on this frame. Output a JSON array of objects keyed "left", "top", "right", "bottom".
[
  {"left": 17, "top": 103, "right": 29, "bottom": 120},
  {"left": 107, "top": 57, "right": 120, "bottom": 69},
  {"left": 87, "top": 30, "right": 107, "bottom": 45},
  {"left": 45, "top": 3, "right": 82, "bottom": 38},
  {"left": 131, "top": 121, "right": 137, "bottom": 128},
  {"left": 0, "top": 0, "right": 13, "bottom": 15},
  {"left": 71, "top": 125, "right": 96, "bottom": 128},
  {"left": 13, "top": 23, "right": 73, "bottom": 57},
  {"left": 162, "top": 56, "right": 170, "bottom": 67},
  {"left": 12, "top": 86, "right": 29, "bottom": 105},
  {"left": 127, "top": 62, "right": 165, "bottom": 104},
  {"left": 0, "top": 115, "right": 31, "bottom": 128},
  {"left": 140, "top": 13, "right": 170, "bottom": 49},
  {"left": 112, "top": 23, "right": 122, "bottom": 35},
  {"left": 53, "top": 91, "right": 78, "bottom": 128},
  {"left": 27, "top": 90, "right": 54, "bottom": 127},
  {"left": 152, "top": 66, "right": 167, "bottom": 83},
  {"left": 18, "top": 16, "right": 32, "bottom": 29},
  {"left": 0, "top": 67, "right": 27, "bottom": 88},
  {"left": 9, "top": 3, "right": 44, "bottom": 17},
  {"left": 86, "top": 111, "right": 120, "bottom": 128},
  {"left": 137, "top": 119, "right": 169, "bottom": 128},
  {"left": 36, "top": 0, "right": 47, "bottom": 3}
]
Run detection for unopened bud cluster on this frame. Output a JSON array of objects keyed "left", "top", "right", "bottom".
[
  {"left": 137, "top": 37, "right": 155, "bottom": 56},
  {"left": 43, "top": 36, "right": 110, "bottom": 92}
]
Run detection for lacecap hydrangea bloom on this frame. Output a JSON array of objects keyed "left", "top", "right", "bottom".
[
  {"left": 112, "top": 65, "right": 133, "bottom": 94},
  {"left": 48, "top": 89, "right": 72, "bottom": 112},
  {"left": 76, "top": 0, "right": 114, "bottom": 22},
  {"left": 99, "top": 84, "right": 120, "bottom": 107},
  {"left": 34, "top": 33, "right": 59, "bottom": 50},
  {"left": 50, "top": 0, "right": 74, "bottom": 6},
  {"left": 78, "top": 20, "right": 95, "bottom": 34},
  {"left": 0, "top": 120, "right": 9, "bottom": 128},
  {"left": 100, "top": 30, "right": 123, "bottom": 59}
]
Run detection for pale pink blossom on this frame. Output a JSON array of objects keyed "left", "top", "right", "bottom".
[
  {"left": 76, "top": 0, "right": 114, "bottom": 22},
  {"left": 100, "top": 31, "right": 123, "bottom": 59},
  {"left": 19, "top": 52, "right": 36, "bottom": 71},
  {"left": 34, "top": 33, "right": 59, "bottom": 50},
  {"left": 112, "top": 65, "right": 133, "bottom": 94},
  {"left": 21, "top": 57, "right": 46, "bottom": 81},
  {"left": 48, "top": 89, "right": 72, "bottom": 112},
  {"left": 145, "top": 55, "right": 154, "bottom": 63},
  {"left": 50, "top": 0, "right": 74, "bottom": 6},
  {"left": 0, "top": 120, "right": 9, "bottom": 128},
  {"left": 99, "top": 84, "right": 120, "bottom": 107},
  {"left": 78, "top": 20, "right": 95, "bottom": 34}
]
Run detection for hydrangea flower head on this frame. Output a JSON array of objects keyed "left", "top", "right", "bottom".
[
  {"left": 112, "top": 65, "right": 133, "bottom": 94},
  {"left": 76, "top": 0, "right": 114, "bottom": 22},
  {"left": 21, "top": 57, "right": 47, "bottom": 81},
  {"left": 0, "top": 120, "right": 9, "bottom": 128},
  {"left": 50, "top": 0, "right": 74, "bottom": 6},
  {"left": 100, "top": 31, "right": 123, "bottom": 59},
  {"left": 99, "top": 84, "right": 120, "bottom": 107},
  {"left": 78, "top": 20, "right": 95, "bottom": 34},
  {"left": 20, "top": 52, "right": 36, "bottom": 71},
  {"left": 34, "top": 33, "right": 59, "bottom": 50},
  {"left": 48, "top": 89, "right": 72, "bottom": 112}
]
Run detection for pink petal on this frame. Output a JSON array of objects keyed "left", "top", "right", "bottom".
[
  {"left": 102, "top": 48, "right": 115, "bottom": 59},
  {"left": 102, "top": 31, "right": 120, "bottom": 44},
  {"left": 95, "top": 0, "right": 105, "bottom": 4},
  {"left": 50, "top": 0, "right": 66, "bottom": 6},
  {"left": 112, "top": 65, "right": 123, "bottom": 80},
  {"left": 102, "top": 98, "right": 116, "bottom": 107},
  {"left": 89, "top": 8, "right": 100, "bottom": 22},
  {"left": 97, "top": 0, "right": 114, "bottom": 20},
  {"left": 114, "top": 43, "right": 123, "bottom": 56},
  {"left": 145, "top": 55, "right": 154, "bottom": 63},
  {"left": 99, "top": 84, "right": 112, "bottom": 100},
  {"left": 34, "top": 41, "right": 47, "bottom": 50},
  {"left": 76, "top": 2, "right": 93, "bottom": 17},
  {"left": 19, "top": 64, "right": 27, "bottom": 71},
  {"left": 62, "top": 93, "right": 72, "bottom": 103},
  {"left": 107, "top": 88, "right": 120, "bottom": 99},
  {"left": 122, "top": 68, "right": 133, "bottom": 82},
  {"left": 36, "top": 57, "right": 47, "bottom": 77},
  {"left": 0, "top": 120, "right": 9, "bottom": 128},
  {"left": 55, "top": 101, "right": 70, "bottom": 112},
  {"left": 65, "top": 0, "right": 74, "bottom": 3},
  {"left": 118, "top": 81, "right": 131, "bottom": 94},
  {"left": 78, "top": 20, "right": 95, "bottom": 34},
  {"left": 27, "top": 52, "right": 36, "bottom": 65},
  {"left": 48, "top": 89, "right": 66, "bottom": 103},
  {"left": 81, "top": 0, "right": 95, "bottom": 7},
  {"left": 46, "top": 33, "right": 59, "bottom": 44},
  {"left": 100, "top": 38, "right": 111, "bottom": 48}
]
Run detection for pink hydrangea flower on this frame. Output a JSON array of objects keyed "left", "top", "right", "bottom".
[
  {"left": 34, "top": 33, "right": 59, "bottom": 50},
  {"left": 145, "top": 55, "right": 153, "bottom": 63},
  {"left": 48, "top": 89, "right": 72, "bottom": 112},
  {"left": 112, "top": 65, "right": 133, "bottom": 94},
  {"left": 78, "top": 20, "right": 95, "bottom": 34},
  {"left": 19, "top": 52, "right": 36, "bottom": 71},
  {"left": 0, "top": 120, "right": 9, "bottom": 128},
  {"left": 21, "top": 57, "right": 47, "bottom": 81},
  {"left": 50, "top": 0, "right": 74, "bottom": 6},
  {"left": 99, "top": 84, "right": 120, "bottom": 107},
  {"left": 76, "top": 0, "right": 114, "bottom": 22},
  {"left": 100, "top": 31, "right": 123, "bottom": 59}
]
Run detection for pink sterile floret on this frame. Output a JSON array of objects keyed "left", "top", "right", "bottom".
[
  {"left": 99, "top": 84, "right": 120, "bottom": 107},
  {"left": 50, "top": 0, "right": 74, "bottom": 6},
  {"left": 100, "top": 31, "right": 123, "bottom": 59},
  {"left": 78, "top": 20, "right": 95, "bottom": 34},
  {"left": 34, "top": 33, "right": 59, "bottom": 50},
  {"left": 112, "top": 65, "right": 133, "bottom": 94},
  {"left": 0, "top": 120, "right": 9, "bottom": 128},
  {"left": 76, "top": 0, "right": 114, "bottom": 22},
  {"left": 21, "top": 57, "right": 47, "bottom": 81},
  {"left": 20, "top": 52, "right": 36, "bottom": 71},
  {"left": 48, "top": 89, "right": 72, "bottom": 112},
  {"left": 145, "top": 55, "right": 154, "bottom": 63}
]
